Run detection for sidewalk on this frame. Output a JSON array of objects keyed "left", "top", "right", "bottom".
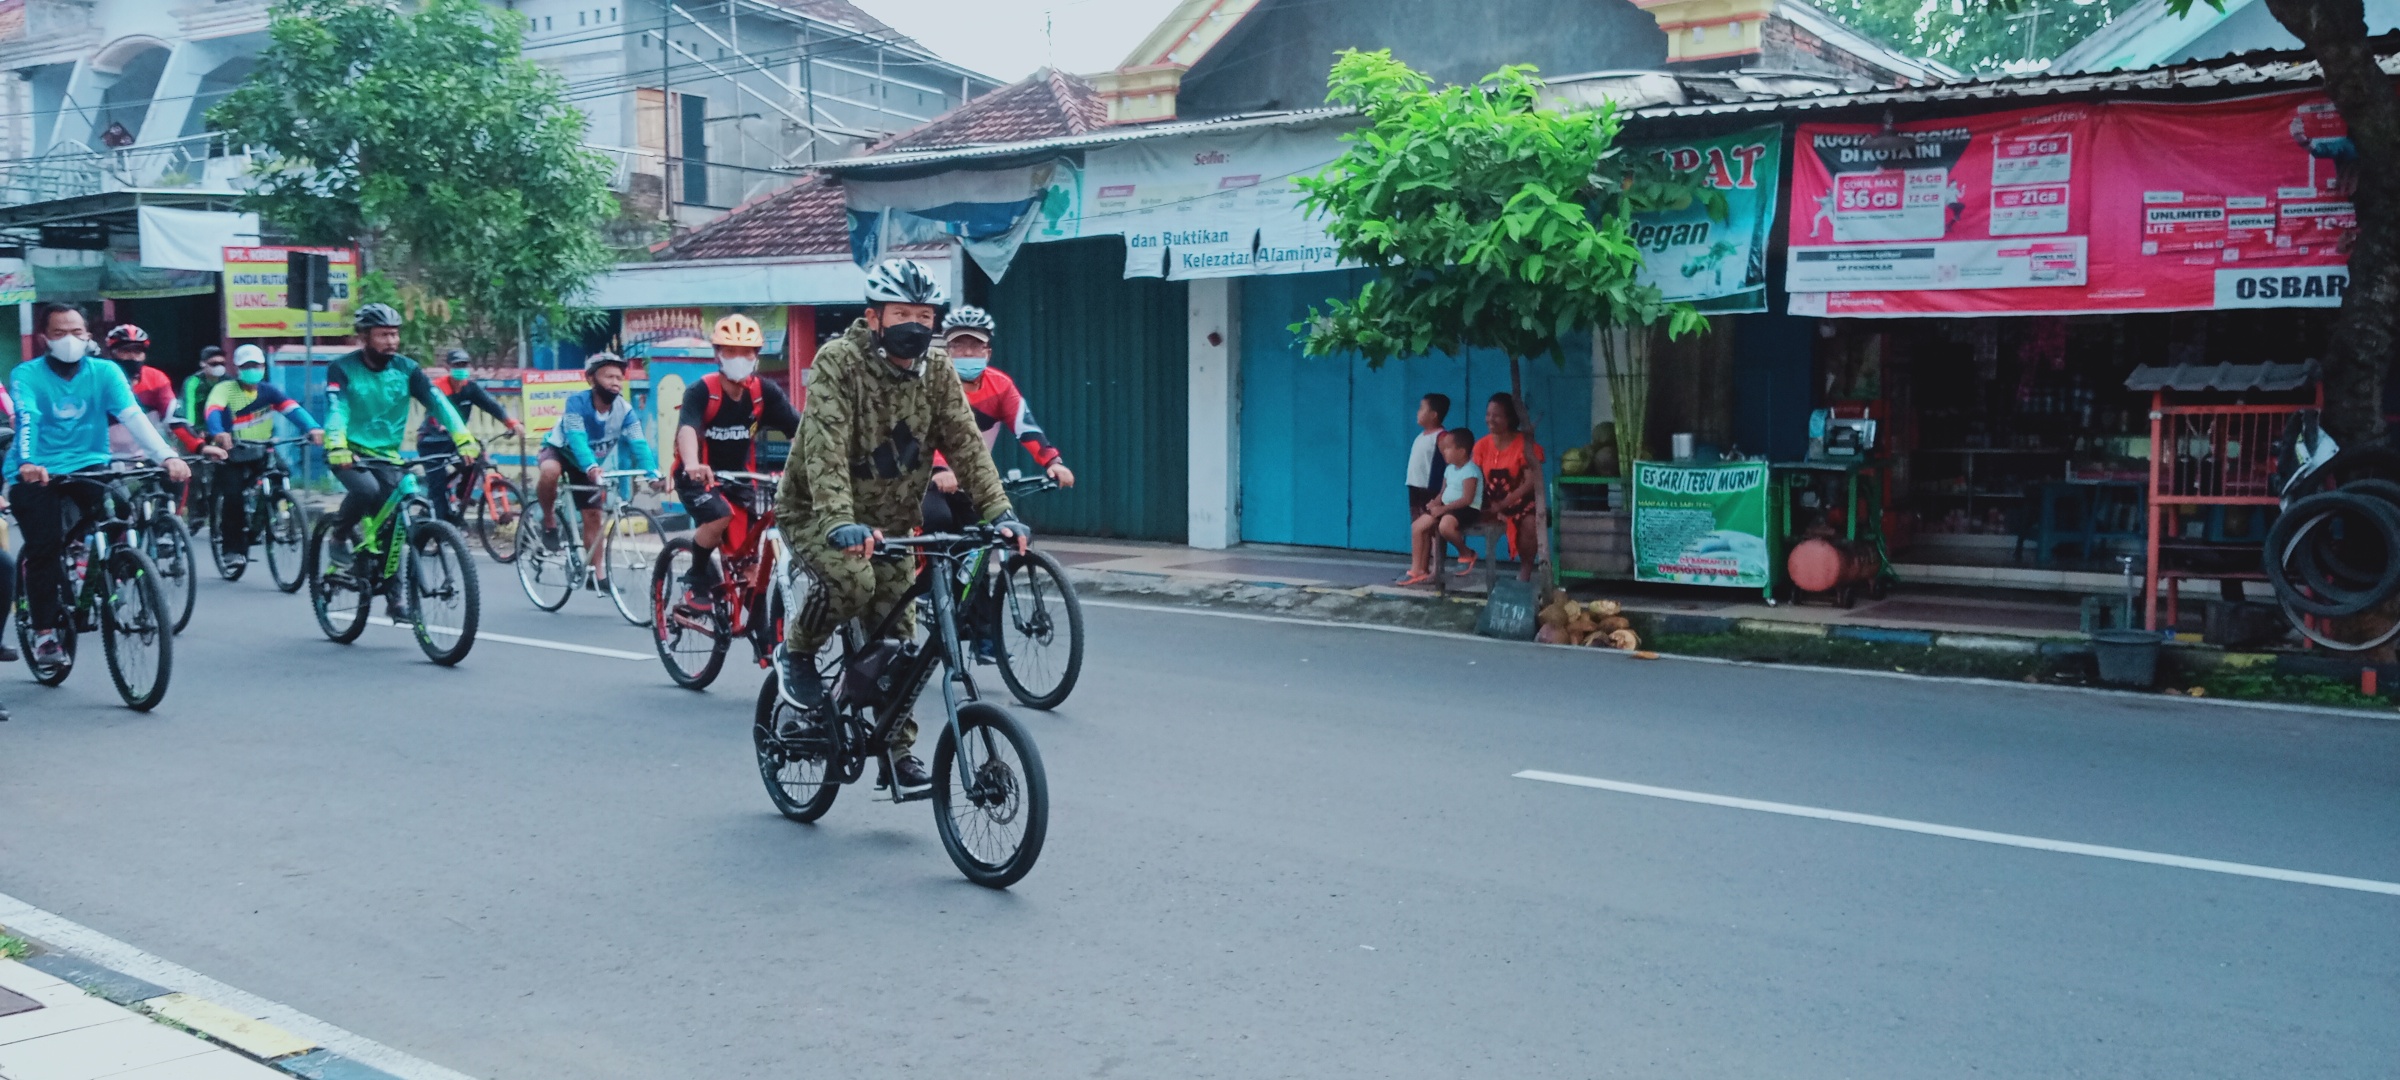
[
  {"left": 0, "top": 956, "right": 290, "bottom": 1080},
  {"left": 1045, "top": 536, "right": 2093, "bottom": 642}
]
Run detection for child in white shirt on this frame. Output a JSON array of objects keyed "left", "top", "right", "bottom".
[{"left": 1399, "top": 428, "right": 1483, "bottom": 586}]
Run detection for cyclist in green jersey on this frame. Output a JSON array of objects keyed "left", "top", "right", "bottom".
[{"left": 322, "top": 304, "right": 481, "bottom": 574}]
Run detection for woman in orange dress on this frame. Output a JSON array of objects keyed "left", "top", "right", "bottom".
[{"left": 1469, "top": 392, "right": 1545, "bottom": 581}]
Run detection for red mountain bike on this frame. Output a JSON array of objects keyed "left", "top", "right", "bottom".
[{"left": 650, "top": 472, "right": 788, "bottom": 689}]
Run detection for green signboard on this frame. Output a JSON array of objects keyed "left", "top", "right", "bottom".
[
  {"left": 1632, "top": 462, "right": 1772, "bottom": 588},
  {"left": 1626, "top": 125, "right": 1782, "bottom": 315}
]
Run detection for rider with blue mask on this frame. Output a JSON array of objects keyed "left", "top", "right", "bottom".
[
  {"left": 201, "top": 345, "right": 325, "bottom": 562},
  {"left": 533, "top": 352, "right": 663, "bottom": 583},
  {"left": 6, "top": 302, "right": 191, "bottom": 672}
]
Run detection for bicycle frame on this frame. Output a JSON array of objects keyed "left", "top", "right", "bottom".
[
  {"left": 718, "top": 476, "right": 785, "bottom": 661},
  {"left": 817, "top": 532, "right": 997, "bottom": 799},
  {"left": 352, "top": 456, "right": 452, "bottom": 587}
]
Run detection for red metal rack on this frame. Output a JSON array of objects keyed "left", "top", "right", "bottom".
[{"left": 2143, "top": 378, "right": 2322, "bottom": 630}]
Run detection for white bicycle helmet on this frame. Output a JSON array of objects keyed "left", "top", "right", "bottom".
[
  {"left": 942, "top": 305, "right": 995, "bottom": 341},
  {"left": 863, "top": 258, "right": 948, "bottom": 307}
]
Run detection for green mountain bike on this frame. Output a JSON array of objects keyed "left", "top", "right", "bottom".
[{"left": 304, "top": 453, "right": 481, "bottom": 666}]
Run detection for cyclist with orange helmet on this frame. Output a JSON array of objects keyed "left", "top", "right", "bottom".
[{"left": 672, "top": 313, "right": 800, "bottom": 610}]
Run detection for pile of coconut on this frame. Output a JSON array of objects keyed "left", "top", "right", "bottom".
[{"left": 1536, "top": 594, "right": 1640, "bottom": 650}]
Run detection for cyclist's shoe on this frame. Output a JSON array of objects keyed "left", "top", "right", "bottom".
[
  {"left": 0, "top": 640, "right": 17, "bottom": 662},
  {"left": 30, "top": 631, "right": 68, "bottom": 667},
  {"left": 971, "top": 636, "right": 1001, "bottom": 666},
  {"left": 774, "top": 645, "right": 823, "bottom": 709},
  {"left": 676, "top": 585, "right": 715, "bottom": 616},
  {"left": 892, "top": 755, "right": 933, "bottom": 789}
]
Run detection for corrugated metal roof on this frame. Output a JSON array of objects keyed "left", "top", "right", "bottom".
[
  {"left": 2124, "top": 361, "right": 2320, "bottom": 393},
  {"left": 809, "top": 107, "right": 1358, "bottom": 173}
]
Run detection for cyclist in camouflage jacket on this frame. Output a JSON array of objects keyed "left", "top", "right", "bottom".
[{"left": 777, "top": 259, "right": 1023, "bottom": 787}]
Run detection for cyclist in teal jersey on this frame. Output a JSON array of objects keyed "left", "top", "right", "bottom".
[{"left": 322, "top": 304, "right": 481, "bottom": 564}]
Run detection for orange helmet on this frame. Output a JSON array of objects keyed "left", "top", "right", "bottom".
[{"left": 711, "top": 313, "right": 764, "bottom": 348}]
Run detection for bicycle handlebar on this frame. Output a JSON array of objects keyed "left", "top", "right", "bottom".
[{"left": 709, "top": 471, "right": 781, "bottom": 485}]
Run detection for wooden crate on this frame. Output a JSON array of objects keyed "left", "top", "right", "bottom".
[{"left": 1557, "top": 510, "right": 1631, "bottom": 575}]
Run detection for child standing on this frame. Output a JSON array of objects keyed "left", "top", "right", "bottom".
[
  {"left": 1398, "top": 428, "right": 1483, "bottom": 586},
  {"left": 1405, "top": 393, "right": 1449, "bottom": 524}
]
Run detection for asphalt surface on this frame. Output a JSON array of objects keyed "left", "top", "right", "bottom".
[{"left": 1, "top": 556, "right": 2395, "bottom": 1079}]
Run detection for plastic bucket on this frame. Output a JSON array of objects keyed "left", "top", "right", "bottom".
[{"left": 2090, "top": 629, "right": 2162, "bottom": 688}]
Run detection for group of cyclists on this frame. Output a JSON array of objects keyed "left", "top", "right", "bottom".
[{"left": 0, "top": 258, "right": 1067, "bottom": 760}]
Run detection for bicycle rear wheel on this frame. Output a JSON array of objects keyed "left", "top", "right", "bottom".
[
  {"left": 208, "top": 491, "right": 247, "bottom": 581},
  {"left": 475, "top": 476, "right": 526, "bottom": 564},
  {"left": 138, "top": 513, "right": 197, "bottom": 635},
  {"left": 931, "top": 702, "right": 1048, "bottom": 889},
  {"left": 265, "top": 491, "right": 308, "bottom": 593},
  {"left": 604, "top": 507, "right": 665, "bottom": 626},
  {"left": 306, "top": 518, "right": 372, "bottom": 643},
  {"left": 754, "top": 673, "right": 841, "bottom": 822},
  {"left": 651, "top": 539, "right": 730, "bottom": 689},
  {"left": 992, "top": 549, "right": 1084, "bottom": 710},
  {"left": 99, "top": 548, "right": 173, "bottom": 711},
  {"left": 405, "top": 520, "right": 479, "bottom": 666},
  {"left": 15, "top": 564, "right": 73, "bottom": 686},
  {"left": 515, "top": 500, "right": 576, "bottom": 612}
]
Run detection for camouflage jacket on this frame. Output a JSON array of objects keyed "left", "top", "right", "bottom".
[{"left": 778, "top": 318, "right": 1009, "bottom": 538}]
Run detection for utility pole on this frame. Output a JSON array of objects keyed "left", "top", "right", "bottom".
[{"left": 2004, "top": 0, "right": 2054, "bottom": 64}]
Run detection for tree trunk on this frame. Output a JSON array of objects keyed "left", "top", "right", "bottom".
[{"left": 2264, "top": 0, "right": 2394, "bottom": 445}]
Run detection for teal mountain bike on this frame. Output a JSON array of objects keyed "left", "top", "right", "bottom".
[{"left": 304, "top": 453, "right": 481, "bottom": 665}]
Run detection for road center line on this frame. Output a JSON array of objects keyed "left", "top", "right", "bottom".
[
  {"left": 372, "top": 619, "right": 652, "bottom": 661},
  {"left": 1513, "top": 770, "right": 2400, "bottom": 897}
]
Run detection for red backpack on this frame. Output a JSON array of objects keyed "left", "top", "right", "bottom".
[{"left": 683, "top": 372, "right": 767, "bottom": 471}]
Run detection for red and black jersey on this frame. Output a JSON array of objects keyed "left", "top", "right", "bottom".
[{"left": 933, "top": 366, "right": 1058, "bottom": 471}]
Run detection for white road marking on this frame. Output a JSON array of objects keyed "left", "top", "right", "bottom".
[
  {"left": 1513, "top": 770, "right": 2400, "bottom": 897},
  {"left": 370, "top": 618, "right": 651, "bottom": 661},
  {"left": 0, "top": 890, "right": 481, "bottom": 1080},
  {"left": 1080, "top": 598, "right": 2398, "bottom": 721}
]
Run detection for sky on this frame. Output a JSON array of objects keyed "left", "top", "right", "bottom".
[{"left": 852, "top": 0, "right": 1188, "bottom": 82}]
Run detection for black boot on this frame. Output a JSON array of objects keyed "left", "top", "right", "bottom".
[
  {"left": 776, "top": 645, "right": 822, "bottom": 708},
  {"left": 892, "top": 754, "right": 932, "bottom": 788}
]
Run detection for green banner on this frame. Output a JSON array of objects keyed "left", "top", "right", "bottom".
[
  {"left": 1625, "top": 125, "right": 1781, "bottom": 315},
  {"left": 1631, "top": 462, "right": 1771, "bottom": 588}
]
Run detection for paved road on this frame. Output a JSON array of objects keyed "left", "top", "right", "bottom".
[{"left": 1, "top": 561, "right": 2394, "bottom": 1078}]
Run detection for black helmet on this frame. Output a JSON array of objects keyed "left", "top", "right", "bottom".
[
  {"left": 352, "top": 302, "right": 404, "bottom": 330},
  {"left": 443, "top": 348, "right": 472, "bottom": 366}
]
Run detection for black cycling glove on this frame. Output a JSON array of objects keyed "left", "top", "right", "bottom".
[
  {"left": 991, "top": 510, "right": 1032, "bottom": 543},
  {"left": 827, "top": 523, "right": 874, "bottom": 549}
]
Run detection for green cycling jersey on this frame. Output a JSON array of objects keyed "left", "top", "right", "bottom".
[{"left": 322, "top": 349, "right": 478, "bottom": 464}]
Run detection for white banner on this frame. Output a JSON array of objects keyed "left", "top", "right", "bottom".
[
  {"left": 136, "top": 207, "right": 259, "bottom": 271},
  {"left": 1079, "top": 122, "right": 1355, "bottom": 281},
  {"left": 1785, "top": 236, "right": 2088, "bottom": 292}
]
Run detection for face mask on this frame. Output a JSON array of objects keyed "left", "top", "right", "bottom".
[
  {"left": 45, "top": 335, "right": 86, "bottom": 363},
  {"left": 449, "top": 367, "right": 470, "bottom": 382},
  {"left": 238, "top": 367, "right": 265, "bottom": 385},
  {"left": 952, "top": 355, "right": 989, "bottom": 381},
  {"left": 204, "top": 363, "right": 227, "bottom": 378},
  {"left": 718, "top": 356, "right": 756, "bottom": 382},
  {"left": 878, "top": 320, "right": 933, "bottom": 361}
]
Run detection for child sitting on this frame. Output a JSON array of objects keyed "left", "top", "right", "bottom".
[{"left": 1398, "top": 428, "right": 1483, "bottom": 586}]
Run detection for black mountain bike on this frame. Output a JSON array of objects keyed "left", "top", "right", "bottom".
[
  {"left": 961, "top": 472, "right": 1085, "bottom": 710},
  {"left": 125, "top": 471, "right": 197, "bottom": 633},
  {"left": 755, "top": 525, "right": 1049, "bottom": 889},
  {"left": 13, "top": 465, "right": 176, "bottom": 710},
  {"left": 304, "top": 453, "right": 480, "bottom": 666},
  {"left": 208, "top": 436, "right": 312, "bottom": 593}
]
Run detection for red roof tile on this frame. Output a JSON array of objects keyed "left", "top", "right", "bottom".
[{"left": 652, "top": 69, "right": 1107, "bottom": 262}]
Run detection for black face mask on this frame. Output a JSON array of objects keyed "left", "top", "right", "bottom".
[{"left": 879, "top": 320, "right": 933, "bottom": 361}]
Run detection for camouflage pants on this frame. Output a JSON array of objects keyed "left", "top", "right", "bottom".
[{"left": 789, "top": 519, "right": 920, "bottom": 752}]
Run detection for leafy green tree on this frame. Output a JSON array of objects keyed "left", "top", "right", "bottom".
[
  {"left": 1822, "top": 0, "right": 2149, "bottom": 73},
  {"left": 212, "top": 0, "right": 617, "bottom": 359},
  {"left": 1294, "top": 50, "right": 1715, "bottom": 421}
]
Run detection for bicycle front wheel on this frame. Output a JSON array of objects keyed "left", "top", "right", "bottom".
[
  {"left": 143, "top": 514, "right": 198, "bottom": 634},
  {"left": 931, "top": 702, "right": 1048, "bottom": 889},
  {"left": 405, "top": 520, "right": 480, "bottom": 666},
  {"left": 993, "top": 549, "right": 1084, "bottom": 710},
  {"left": 306, "top": 518, "right": 371, "bottom": 643},
  {"left": 515, "top": 501, "right": 576, "bottom": 612},
  {"left": 754, "top": 673, "right": 841, "bottom": 822},
  {"left": 265, "top": 491, "right": 308, "bottom": 593},
  {"left": 99, "top": 548, "right": 173, "bottom": 711},
  {"left": 651, "top": 539, "right": 730, "bottom": 689},
  {"left": 475, "top": 476, "right": 526, "bottom": 564},
  {"left": 604, "top": 507, "right": 665, "bottom": 626}
]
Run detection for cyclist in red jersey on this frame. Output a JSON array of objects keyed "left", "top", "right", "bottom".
[
  {"left": 673, "top": 314, "right": 800, "bottom": 609},
  {"left": 922, "top": 306, "right": 1073, "bottom": 533},
  {"left": 102, "top": 325, "right": 202, "bottom": 458}
]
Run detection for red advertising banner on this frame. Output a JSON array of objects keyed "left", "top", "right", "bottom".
[{"left": 1788, "top": 90, "right": 2354, "bottom": 317}]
